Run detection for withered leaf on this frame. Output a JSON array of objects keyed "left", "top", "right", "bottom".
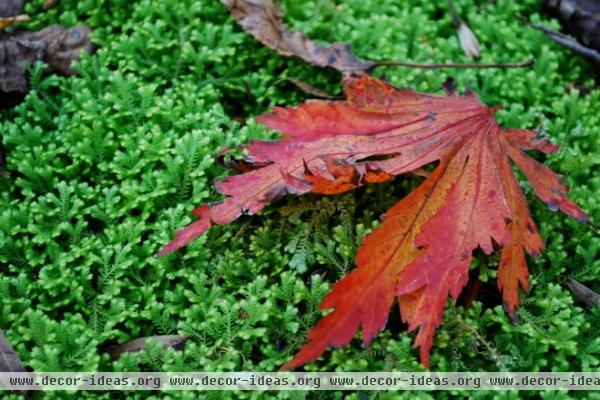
[
  {"left": 159, "top": 76, "right": 587, "bottom": 368},
  {"left": 104, "top": 335, "right": 189, "bottom": 360},
  {"left": 220, "top": 0, "right": 373, "bottom": 74},
  {"left": 222, "top": 0, "right": 533, "bottom": 75}
]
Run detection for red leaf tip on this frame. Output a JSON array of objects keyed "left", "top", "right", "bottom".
[{"left": 157, "top": 206, "right": 212, "bottom": 257}]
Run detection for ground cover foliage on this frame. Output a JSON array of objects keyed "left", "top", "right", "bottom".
[{"left": 0, "top": 0, "right": 599, "bottom": 399}]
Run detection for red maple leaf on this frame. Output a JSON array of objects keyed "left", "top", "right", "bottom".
[{"left": 158, "top": 76, "right": 587, "bottom": 368}]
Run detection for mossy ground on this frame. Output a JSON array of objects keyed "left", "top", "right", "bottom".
[{"left": 1, "top": 0, "right": 599, "bottom": 399}]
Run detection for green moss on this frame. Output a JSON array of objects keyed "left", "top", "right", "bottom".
[{"left": 1, "top": 0, "right": 599, "bottom": 398}]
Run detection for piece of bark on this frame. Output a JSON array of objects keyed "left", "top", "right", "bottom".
[
  {"left": 104, "top": 335, "right": 189, "bottom": 360},
  {"left": 566, "top": 278, "right": 600, "bottom": 309},
  {"left": 0, "top": 25, "right": 93, "bottom": 95},
  {"left": 533, "top": 0, "right": 600, "bottom": 68},
  {"left": 0, "top": 0, "right": 24, "bottom": 17},
  {"left": 547, "top": 0, "right": 600, "bottom": 51}
]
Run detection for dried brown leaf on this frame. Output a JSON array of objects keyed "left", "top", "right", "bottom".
[
  {"left": 220, "top": 0, "right": 373, "bottom": 74},
  {"left": 104, "top": 335, "right": 189, "bottom": 360},
  {"left": 221, "top": 0, "right": 532, "bottom": 75}
]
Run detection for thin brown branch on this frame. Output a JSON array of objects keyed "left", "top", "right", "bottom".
[
  {"left": 371, "top": 58, "right": 534, "bottom": 69},
  {"left": 566, "top": 279, "right": 600, "bottom": 309},
  {"left": 518, "top": 16, "right": 600, "bottom": 67}
]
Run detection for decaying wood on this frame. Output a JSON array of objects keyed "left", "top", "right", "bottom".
[
  {"left": 1, "top": 25, "right": 93, "bottom": 95},
  {"left": 525, "top": 1, "right": 600, "bottom": 68},
  {"left": 0, "top": 0, "right": 25, "bottom": 17},
  {"left": 547, "top": 0, "right": 600, "bottom": 51},
  {"left": 0, "top": 0, "right": 93, "bottom": 172}
]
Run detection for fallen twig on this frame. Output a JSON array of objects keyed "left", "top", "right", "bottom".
[
  {"left": 566, "top": 279, "right": 600, "bottom": 309},
  {"left": 372, "top": 59, "right": 535, "bottom": 69},
  {"left": 519, "top": 17, "right": 600, "bottom": 67}
]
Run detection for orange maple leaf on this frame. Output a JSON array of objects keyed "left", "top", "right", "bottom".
[{"left": 158, "top": 76, "right": 587, "bottom": 368}]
